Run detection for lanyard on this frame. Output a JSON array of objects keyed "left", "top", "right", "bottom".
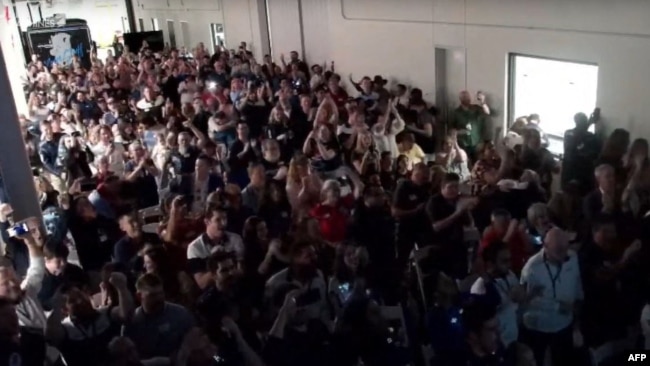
[{"left": 543, "top": 256, "right": 562, "bottom": 298}]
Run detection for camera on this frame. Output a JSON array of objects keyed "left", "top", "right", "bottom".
[{"left": 7, "top": 223, "right": 29, "bottom": 238}]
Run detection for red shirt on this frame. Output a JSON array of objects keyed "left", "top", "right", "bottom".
[
  {"left": 309, "top": 195, "right": 354, "bottom": 245},
  {"left": 479, "top": 227, "right": 528, "bottom": 273},
  {"left": 329, "top": 88, "right": 349, "bottom": 109}
]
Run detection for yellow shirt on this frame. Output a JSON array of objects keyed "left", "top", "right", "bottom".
[{"left": 402, "top": 144, "right": 425, "bottom": 169}]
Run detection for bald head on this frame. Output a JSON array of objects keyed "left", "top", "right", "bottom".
[
  {"left": 544, "top": 227, "right": 569, "bottom": 263},
  {"left": 459, "top": 90, "right": 471, "bottom": 106}
]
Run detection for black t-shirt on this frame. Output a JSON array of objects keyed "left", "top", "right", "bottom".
[
  {"left": 171, "top": 146, "right": 200, "bottom": 175},
  {"left": 38, "top": 263, "right": 88, "bottom": 311},
  {"left": 426, "top": 194, "right": 467, "bottom": 245},
  {"left": 392, "top": 179, "right": 431, "bottom": 236},
  {"left": 261, "top": 159, "right": 285, "bottom": 180}
]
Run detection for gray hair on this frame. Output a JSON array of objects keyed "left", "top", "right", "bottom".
[
  {"left": 321, "top": 179, "right": 342, "bottom": 199},
  {"left": 527, "top": 203, "right": 549, "bottom": 224},
  {"left": 594, "top": 164, "right": 613, "bottom": 178}
]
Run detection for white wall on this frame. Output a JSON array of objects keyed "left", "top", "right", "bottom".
[
  {"left": 132, "top": 0, "right": 224, "bottom": 51},
  {"left": 15, "top": 0, "right": 129, "bottom": 47},
  {"left": 316, "top": 0, "right": 650, "bottom": 138},
  {"left": 222, "top": 0, "right": 270, "bottom": 59}
]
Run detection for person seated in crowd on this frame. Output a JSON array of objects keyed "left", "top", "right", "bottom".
[
  {"left": 241, "top": 162, "right": 267, "bottom": 214},
  {"left": 479, "top": 209, "right": 529, "bottom": 274},
  {"left": 46, "top": 272, "right": 134, "bottom": 366},
  {"left": 11, "top": 41, "right": 650, "bottom": 366},
  {"left": 187, "top": 205, "right": 244, "bottom": 289},
  {"left": 38, "top": 244, "right": 88, "bottom": 312},
  {"left": 125, "top": 273, "right": 194, "bottom": 362},
  {"left": 579, "top": 215, "right": 640, "bottom": 347},
  {"left": 170, "top": 154, "right": 224, "bottom": 213},
  {"left": 328, "top": 244, "right": 370, "bottom": 317},
  {"left": 113, "top": 212, "right": 161, "bottom": 270},
  {"left": 436, "top": 131, "right": 471, "bottom": 182}
]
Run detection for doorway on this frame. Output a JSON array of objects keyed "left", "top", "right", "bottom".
[
  {"left": 167, "top": 20, "right": 177, "bottom": 48},
  {"left": 508, "top": 54, "right": 598, "bottom": 154},
  {"left": 434, "top": 46, "right": 467, "bottom": 135},
  {"left": 180, "top": 21, "right": 190, "bottom": 49},
  {"left": 151, "top": 18, "right": 159, "bottom": 31},
  {"left": 210, "top": 23, "right": 225, "bottom": 53},
  {"left": 138, "top": 18, "right": 145, "bottom": 31}
]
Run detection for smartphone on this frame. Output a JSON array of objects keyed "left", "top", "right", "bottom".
[
  {"left": 80, "top": 178, "right": 97, "bottom": 192},
  {"left": 7, "top": 223, "right": 29, "bottom": 238},
  {"left": 532, "top": 235, "right": 543, "bottom": 246},
  {"left": 337, "top": 282, "right": 353, "bottom": 304}
]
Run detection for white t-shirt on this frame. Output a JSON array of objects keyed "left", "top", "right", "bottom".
[
  {"left": 91, "top": 142, "right": 125, "bottom": 177},
  {"left": 470, "top": 272, "right": 519, "bottom": 346},
  {"left": 520, "top": 249, "right": 584, "bottom": 333}
]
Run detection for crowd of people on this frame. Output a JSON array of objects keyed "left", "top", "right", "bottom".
[{"left": 0, "top": 37, "right": 648, "bottom": 366}]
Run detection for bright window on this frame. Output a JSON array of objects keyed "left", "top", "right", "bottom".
[{"left": 509, "top": 55, "right": 598, "bottom": 154}]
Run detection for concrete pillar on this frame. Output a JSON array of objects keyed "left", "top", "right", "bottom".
[
  {"left": 0, "top": 0, "right": 28, "bottom": 114},
  {"left": 0, "top": 43, "right": 43, "bottom": 227}
]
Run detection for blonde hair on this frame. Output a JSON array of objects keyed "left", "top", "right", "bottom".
[
  {"left": 287, "top": 155, "right": 309, "bottom": 184},
  {"left": 321, "top": 179, "right": 342, "bottom": 200}
]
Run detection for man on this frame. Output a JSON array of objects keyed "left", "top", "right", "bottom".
[
  {"left": 124, "top": 141, "right": 159, "bottom": 209},
  {"left": 125, "top": 273, "right": 194, "bottom": 361},
  {"left": 520, "top": 227, "right": 584, "bottom": 366},
  {"left": 170, "top": 131, "right": 201, "bottom": 175},
  {"left": 265, "top": 241, "right": 330, "bottom": 326},
  {"left": 579, "top": 216, "right": 640, "bottom": 347},
  {"left": 583, "top": 164, "right": 621, "bottom": 225},
  {"left": 187, "top": 205, "right": 244, "bottom": 289},
  {"left": 242, "top": 162, "right": 266, "bottom": 214},
  {"left": 46, "top": 272, "right": 134, "bottom": 366},
  {"left": 462, "top": 300, "right": 513, "bottom": 366},
  {"left": 88, "top": 175, "right": 123, "bottom": 220},
  {"left": 427, "top": 173, "right": 477, "bottom": 278},
  {"left": 227, "top": 122, "right": 261, "bottom": 188},
  {"left": 113, "top": 212, "right": 161, "bottom": 270},
  {"left": 39, "top": 120, "right": 65, "bottom": 193},
  {"left": 562, "top": 111, "right": 601, "bottom": 195},
  {"left": 0, "top": 299, "right": 22, "bottom": 365},
  {"left": 471, "top": 241, "right": 524, "bottom": 354},
  {"left": 170, "top": 154, "right": 224, "bottom": 213},
  {"left": 392, "top": 163, "right": 430, "bottom": 268},
  {"left": 101, "top": 97, "right": 122, "bottom": 125},
  {"left": 450, "top": 90, "right": 491, "bottom": 159},
  {"left": 37, "top": 245, "right": 88, "bottom": 312},
  {"left": 281, "top": 51, "right": 309, "bottom": 78},
  {"left": 0, "top": 222, "right": 47, "bottom": 366},
  {"left": 238, "top": 85, "right": 272, "bottom": 139}
]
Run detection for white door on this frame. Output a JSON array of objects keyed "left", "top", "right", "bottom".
[{"left": 265, "top": 0, "right": 303, "bottom": 62}]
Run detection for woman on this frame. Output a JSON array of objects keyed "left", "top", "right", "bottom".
[
  {"left": 394, "top": 155, "right": 410, "bottom": 182},
  {"left": 471, "top": 141, "right": 501, "bottom": 184},
  {"left": 371, "top": 102, "right": 405, "bottom": 159},
  {"left": 435, "top": 132, "right": 470, "bottom": 182},
  {"left": 597, "top": 128, "right": 631, "bottom": 186},
  {"left": 142, "top": 245, "right": 197, "bottom": 309},
  {"left": 303, "top": 123, "right": 343, "bottom": 174},
  {"left": 286, "top": 155, "right": 322, "bottom": 213},
  {"left": 34, "top": 176, "right": 60, "bottom": 210},
  {"left": 328, "top": 243, "right": 370, "bottom": 316},
  {"left": 351, "top": 130, "right": 374, "bottom": 174},
  {"left": 90, "top": 125, "right": 126, "bottom": 177},
  {"left": 242, "top": 216, "right": 289, "bottom": 280},
  {"left": 265, "top": 104, "right": 292, "bottom": 159},
  {"left": 258, "top": 180, "right": 293, "bottom": 239},
  {"left": 622, "top": 138, "right": 650, "bottom": 218},
  {"left": 58, "top": 133, "right": 93, "bottom": 185}
]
